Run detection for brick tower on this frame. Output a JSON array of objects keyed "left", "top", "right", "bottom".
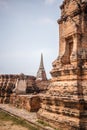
[
  {"left": 37, "top": 0, "right": 87, "bottom": 130},
  {"left": 36, "top": 53, "right": 47, "bottom": 81}
]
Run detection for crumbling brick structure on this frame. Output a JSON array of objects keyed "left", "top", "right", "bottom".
[
  {"left": 37, "top": 0, "right": 87, "bottom": 130},
  {"left": 0, "top": 74, "right": 17, "bottom": 103},
  {"left": 0, "top": 73, "right": 49, "bottom": 112},
  {"left": 0, "top": 74, "right": 36, "bottom": 103},
  {"left": 10, "top": 94, "right": 41, "bottom": 112}
]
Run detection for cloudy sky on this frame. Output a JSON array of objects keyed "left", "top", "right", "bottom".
[{"left": 0, "top": 0, "right": 62, "bottom": 79}]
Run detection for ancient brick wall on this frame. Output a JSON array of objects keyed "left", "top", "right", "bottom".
[
  {"left": 0, "top": 74, "right": 18, "bottom": 103},
  {"left": 0, "top": 73, "right": 49, "bottom": 112},
  {"left": 0, "top": 74, "right": 36, "bottom": 103},
  {"left": 36, "top": 80, "right": 50, "bottom": 92},
  {"left": 10, "top": 94, "right": 41, "bottom": 112}
]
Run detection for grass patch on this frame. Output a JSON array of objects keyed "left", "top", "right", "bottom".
[
  {"left": 37, "top": 119, "right": 50, "bottom": 126},
  {"left": 0, "top": 110, "right": 38, "bottom": 130}
]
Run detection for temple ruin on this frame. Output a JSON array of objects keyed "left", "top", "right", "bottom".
[
  {"left": 0, "top": 54, "right": 49, "bottom": 111},
  {"left": 36, "top": 53, "right": 47, "bottom": 81},
  {"left": 37, "top": 0, "right": 87, "bottom": 130},
  {"left": 0, "top": 0, "right": 87, "bottom": 129}
]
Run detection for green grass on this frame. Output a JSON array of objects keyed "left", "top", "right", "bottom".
[
  {"left": 37, "top": 119, "right": 50, "bottom": 126},
  {"left": 0, "top": 110, "right": 62, "bottom": 130},
  {"left": 0, "top": 110, "right": 38, "bottom": 130}
]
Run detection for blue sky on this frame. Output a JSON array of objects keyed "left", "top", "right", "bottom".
[{"left": 0, "top": 0, "right": 62, "bottom": 79}]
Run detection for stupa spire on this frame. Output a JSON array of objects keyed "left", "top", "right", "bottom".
[
  {"left": 39, "top": 53, "right": 44, "bottom": 70},
  {"left": 36, "top": 53, "right": 47, "bottom": 80}
]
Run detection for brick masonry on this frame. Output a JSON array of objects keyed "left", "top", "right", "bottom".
[
  {"left": 37, "top": 0, "right": 87, "bottom": 130},
  {"left": 0, "top": 73, "right": 49, "bottom": 112}
]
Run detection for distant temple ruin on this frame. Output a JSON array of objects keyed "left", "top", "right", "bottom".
[
  {"left": 0, "top": 54, "right": 49, "bottom": 111},
  {"left": 38, "top": 0, "right": 87, "bottom": 130},
  {"left": 36, "top": 53, "right": 47, "bottom": 81}
]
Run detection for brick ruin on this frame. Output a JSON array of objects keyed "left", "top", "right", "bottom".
[
  {"left": 10, "top": 94, "right": 41, "bottom": 112},
  {"left": 0, "top": 53, "right": 49, "bottom": 112},
  {"left": 37, "top": 0, "right": 87, "bottom": 130},
  {"left": 36, "top": 53, "right": 47, "bottom": 81},
  {"left": 0, "top": 74, "right": 36, "bottom": 103},
  {"left": 0, "top": 0, "right": 87, "bottom": 129},
  {"left": 0, "top": 73, "right": 49, "bottom": 111}
]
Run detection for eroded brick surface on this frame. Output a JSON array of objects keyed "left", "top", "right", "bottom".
[
  {"left": 38, "top": 0, "right": 87, "bottom": 130},
  {"left": 0, "top": 74, "right": 49, "bottom": 112}
]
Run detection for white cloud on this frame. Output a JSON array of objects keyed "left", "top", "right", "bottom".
[{"left": 44, "top": 0, "right": 57, "bottom": 5}]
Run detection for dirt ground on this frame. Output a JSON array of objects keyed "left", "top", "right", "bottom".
[{"left": 0, "top": 120, "right": 28, "bottom": 130}]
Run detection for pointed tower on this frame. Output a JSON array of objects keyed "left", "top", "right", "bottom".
[{"left": 36, "top": 53, "right": 47, "bottom": 81}]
